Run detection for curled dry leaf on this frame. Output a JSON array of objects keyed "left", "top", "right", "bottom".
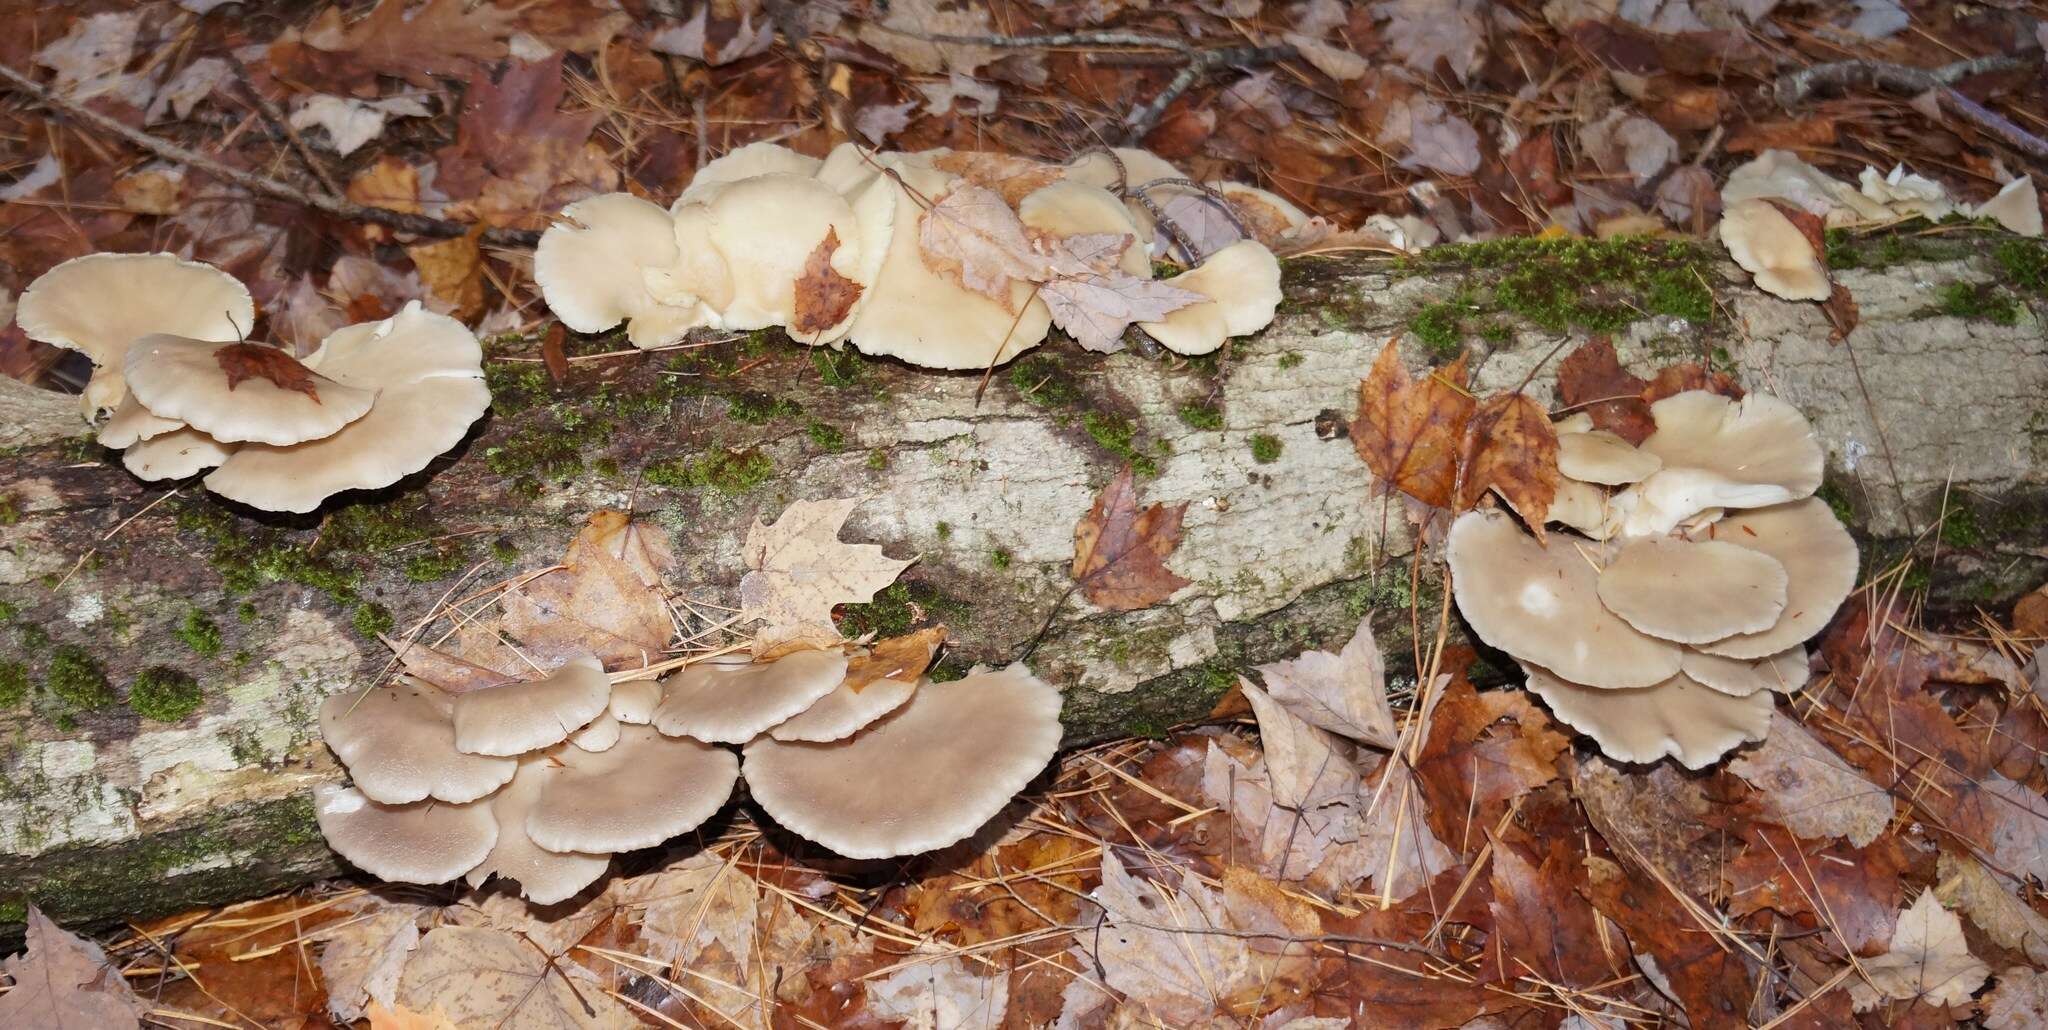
[
  {"left": 498, "top": 509, "right": 674, "bottom": 668},
  {"left": 1070, "top": 465, "right": 1192, "bottom": 611},
  {"left": 1556, "top": 336, "right": 1654, "bottom": 445},
  {"left": 918, "top": 183, "right": 1045, "bottom": 305},
  {"left": 790, "top": 227, "right": 864, "bottom": 337},
  {"left": 1456, "top": 391, "right": 1559, "bottom": 533},
  {"left": 843, "top": 625, "right": 946, "bottom": 692},
  {"left": 1038, "top": 272, "right": 1204, "bottom": 354},
  {"left": 1350, "top": 341, "right": 1474, "bottom": 509}
]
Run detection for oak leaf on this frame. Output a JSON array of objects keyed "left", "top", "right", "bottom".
[
  {"left": 305, "top": 0, "right": 515, "bottom": 88},
  {"left": 1456, "top": 391, "right": 1559, "bottom": 534},
  {"left": 1070, "top": 466, "right": 1191, "bottom": 611},
  {"left": 1350, "top": 341, "right": 1474, "bottom": 509},
  {"left": 1555, "top": 336, "right": 1652, "bottom": 444},
  {"left": 1038, "top": 272, "right": 1203, "bottom": 354},
  {"left": 0, "top": 906, "right": 151, "bottom": 1027},
  {"left": 790, "top": 227, "right": 865, "bottom": 337},
  {"left": 1255, "top": 617, "right": 1398, "bottom": 749},
  {"left": 741, "top": 497, "right": 914, "bottom": 644}
]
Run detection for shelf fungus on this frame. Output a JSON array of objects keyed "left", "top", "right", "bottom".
[
  {"left": 535, "top": 141, "right": 1288, "bottom": 367},
  {"left": 14, "top": 252, "right": 490, "bottom": 513},
  {"left": 1447, "top": 389, "right": 1855, "bottom": 769}
]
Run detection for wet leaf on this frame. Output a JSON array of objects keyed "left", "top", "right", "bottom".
[
  {"left": 1070, "top": 466, "right": 1191, "bottom": 611},
  {"left": 790, "top": 227, "right": 865, "bottom": 337}
]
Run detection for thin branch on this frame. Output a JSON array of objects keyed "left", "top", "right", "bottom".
[
  {"left": 1774, "top": 53, "right": 2048, "bottom": 161},
  {"left": 1120, "top": 44, "right": 1295, "bottom": 145},
  {"left": 221, "top": 50, "right": 343, "bottom": 199},
  {"left": 0, "top": 62, "right": 542, "bottom": 247}
]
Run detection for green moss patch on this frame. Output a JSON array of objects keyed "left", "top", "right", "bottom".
[
  {"left": 46, "top": 646, "right": 113, "bottom": 710},
  {"left": 1082, "top": 411, "right": 1161, "bottom": 476},
  {"left": 645, "top": 449, "right": 776, "bottom": 495},
  {"left": 0, "top": 662, "right": 26, "bottom": 709},
  {"left": 836, "top": 581, "right": 969, "bottom": 639},
  {"left": 351, "top": 602, "right": 394, "bottom": 640},
  {"left": 175, "top": 609, "right": 222, "bottom": 657},
  {"left": 1249, "top": 433, "right": 1283, "bottom": 464},
  {"left": 1176, "top": 402, "right": 1224, "bottom": 431},
  {"left": 1935, "top": 282, "right": 2021, "bottom": 325},
  {"left": 1400, "top": 236, "right": 1715, "bottom": 334},
  {"left": 128, "top": 667, "right": 203, "bottom": 722}
]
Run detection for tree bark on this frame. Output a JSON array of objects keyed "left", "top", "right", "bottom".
[{"left": 2, "top": 248, "right": 2044, "bottom": 933}]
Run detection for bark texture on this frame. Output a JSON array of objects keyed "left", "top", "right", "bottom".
[{"left": 2, "top": 247, "right": 2044, "bottom": 932}]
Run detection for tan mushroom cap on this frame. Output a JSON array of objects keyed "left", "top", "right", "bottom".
[
  {"left": 700, "top": 173, "right": 868, "bottom": 331},
  {"left": 768, "top": 675, "right": 917, "bottom": 743},
  {"left": 1522, "top": 664, "right": 1773, "bottom": 769},
  {"left": 676, "top": 140, "right": 822, "bottom": 207},
  {"left": 1681, "top": 644, "right": 1808, "bottom": 697},
  {"left": 608, "top": 679, "right": 661, "bottom": 725},
  {"left": 313, "top": 783, "right": 497, "bottom": 885},
  {"left": 536, "top": 193, "right": 708, "bottom": 348},
  {"left": 1549, "top": 478, "right": 1613, "bottom": 539},
  {"left": 1694, "top": 498, "right": 1859, "bottom": 659},
  {"left": 1445, "top": 510, "right": 1682, "bottom": 690},
  {"left": 122, "top": 335, "right": 375, "bottom": 445},
  {"left": 568, "top": 712, "right": 621, "bottom": 752},
  {"left": 652, "top": 649, "right": 849, "bottom": 745},
  {"left": 1136, "top": 239, "right": 1282, "bottom": 356},
  {"left": 98, "top": 394, "right": 185, "bottom": 449},
  {"left": 843, "top": 158, "right": 1052, "bottom": 369},
  {"left": 319, "top": 678, "right": 516, "bottom": 804},
  {"left": 1064, "top": 148, "right": 1187, "bottom": 235},
  {"left": 1206, "top": 181, "right": 1311, "bottom": 243},
  {"left": 203, "top": 303, "right": 490, "bottom": 513},
  {"left": 123, "top": 426, "right": 235, "bottom": 481},
  {"left": 524, "top": 724, "right": 741, "bottom": 854},
  {"left": 453, "top": 654, "right": 612, "bottom": 757},
  {"left": 464, "top": 755, "right": 610, "bottom": 905},
  {"left": 16, "top": 252, "right": 255, "bottom": 417},
  {"left": 742, "top": 665, "right": 1063, "bottom": 859},
  {"left": 1718, "top": 198, "right": 1830, "bottom": 302},
  {"left": 1016, "top": 181, "right": 1149, "bottom": 278},
  {"left": 1641, "top": 391, "right": 1825, "bottom": 501},
  {"left": 1557, "top": 429, "right": 1662, "bottom": 486},
  {"left": 1596, "top": 537, "right": 1789, "bottom": 644}
]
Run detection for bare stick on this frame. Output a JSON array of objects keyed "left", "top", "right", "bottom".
[
  {"left": 1774, "top": 54, "right": 2048, "bottom": 160},
  {"left": 0, "top": 62, "right": 541, "bottom": 247},
  {"left": 221, "top": 51, "right": 344, "bottom": 199},
  {"left": 1119, "top": 44, "right": 1295, "bottom": 145}
]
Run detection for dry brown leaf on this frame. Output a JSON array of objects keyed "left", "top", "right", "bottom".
[
  {"left": 1358, "top": 757, "right": 1457, "bottom": 902},
  {"left": 844, "top": 626, "right": 946, "bottom": 692},
  {"left": 1936, "top": 849, "right": 2048, "bottom": 965},
  {"left": 404, "top": 227, "right": 485, "bottom": 322},
  {"left": 1456, "top": 391, "right": 1559, "bottom": 533},
  {"left": 366, "top": 1002, "right": 463, "bottom": 1030},
  {"left": 606, "top": 853, "right": 764, "bottom": 1020},
  {"left": 1070, "top": 466, "right": 1191, "bottom": 612},
  {"left": 306, "top": 0, "right": 516, "bottom": 87},
  {"left": 348, "top": 155, "right": 423, "bottom": 215},
  {"left": 1350, "top": 341, "right": 1474, "bottom": 509},
  {"left": 1255, "top": 617, "right": 1398, "bottom": 749},
  {"left": 740, "top": 497, "right": 914, "bottom": 646},
  {"left": 499, "top": 510, "right": 674, "bottom": 668},
  {"left": 382, "top": 635, "right": 515, "bottom": 694},
  {"left": 1555, "top": 336, "right": 1653, "bottom": 444},
  {"left": 1728, "top": 712, "right": 1893, "bottom": 847},
  {"left": 1985, "top": 967, "right": 2048, "bottom": 1029},
  {"left": 917, "top": 183, "right": 1045, "bottom": 304},
  {"left": 316, "top": 900, "right": 426, "bottom": 1023},
  {"left": 790, "top": 227, "right": 864, "bottom": 337},
  {"left": 1847, "top": 891, "right": 1990, "bottom": 1012},
  {"left": 856, "top": 0, "right": 1001, "bottom": 74},
  {"left": 0, "top": 906, "right": 151, "bottom": 1027},
  {"left": 1038, "top": 272, "right": 1203, "bottom": 354},
  {"left": 394, "top": 925, "right": 635, "bottom": 1028}
]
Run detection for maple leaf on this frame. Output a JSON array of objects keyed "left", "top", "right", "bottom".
[
  {"left": 790, "top": 227, "right": 864, "bottom": 337},
  {"left": 395, "top": 925, "right": 635, "bottom": 1027},
  {"left": 740, "top": 497, "right": 914, "bottom": 645},
  {"left": 1070, "top": 466, "right": 1191, "bottom": 611},
  {"left": 1255, "top": 617, "right": 1399, "bottom": 749},
  {"left": 305, "top": 0, "right": 515, "bottom": 88},
  {"left": 0, "top": 906, "right": 151, "bottom": 1027},
  {"left": 1848, "top": 891, "right": 1991, "bottom": 1012},
  {"left": 1412, "top": 674, "right": 1567, "bottom": 835},
  {"left": 499, "top": 510, "right": 674, "bottom": 668},
  {"left": 315, "top": 899, "right": 426, "bottom": 1022},
  {"left": 1937, "top": 849, "right": 2048, "bottom": 966},
  {"left": 918, "top": 184, "right": 1046, "bottom": 304},
  {"left": 1555, "top": 336, "right": 1653, "bottom": 444},
  {"left": 1456, "top": 391, "right": 1559, "bottom": 533},
  {"left": 1357, "top": 757, "right": 1456, "bottom": 902},
  {"left": 1038, "top": 272, "right": 1203, "bottom": 354},
  {"left": 867, "top": 954, "right": 1010, "bottom": 1029},
  {"left": 855, "top": 0, "right": 1002, "bottom": 74},
  {"left": 1350, "top": 341, "right": 1474, "bottom": 509},
  {"left": 1985, "top": 967, "right": 2048, "bottom": 1030}
]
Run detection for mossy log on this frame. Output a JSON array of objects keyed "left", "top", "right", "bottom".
[{"left": 2, "top": 240, "right": 2045, "bottom": 935}]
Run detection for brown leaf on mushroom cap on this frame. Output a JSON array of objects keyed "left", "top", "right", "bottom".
[
  {"left": 214, "top": 342, "right": 322, "bottom": 399},
  {"left": 843, "top": 625, "right": 946, "bottom": 693},
  {"left": 790, "top": 227, "right": 865, "bottom": 337},
  {"left": 1555, "top": 336, "right": 1653, "bottom": 444},
  {"left": 917, "top": 182, "right": 1046, "bottom": 305},
  {"left": 1456, "top": 391, "right": 1559, "bottom": 534},
  {"left": 1350, "top": 341, "right": 1474, "bottom": 509},
  {"left": 1642, "top": 362, "right": 1743, "bottom": 403},
  {"left": 1071, "top": 465, "right": 1191, "bottom": 612}
]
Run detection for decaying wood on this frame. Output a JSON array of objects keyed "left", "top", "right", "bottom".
[{"left": 2, "top": 249, "right": 2044, "bottom": 933}]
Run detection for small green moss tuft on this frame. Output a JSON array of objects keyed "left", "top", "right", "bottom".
[
  {"left": 1276, "top": 352, "right": 1304, "bottom": 370},
  {"left": 866, "top": 450, "right": 889, "bottom": 471},
  {"left": 0, "top": 662, "right": 27, "bottom": 708},
  {"left": 645, "top": 449, "right": 776, "bottom": 494},
  {"left": 1995, "top": 239, "right": 2048, "bottom": 293},
  {"left": 1249, "top": 433, "right": 1283, "bottom": 464},
  {"left": 351, "top": 602, "right": 394, "bottom": 640},
  {"left": 1939, "top": 503, "right": 1984, "bottom": 549},
  {"left": 1408, "top": 295, "right": 1470, "bottom": 358},
  {"left": 175, "top": 609, "right": 222, "bottom": 658},
  {"left": 1936, "top": 281, "right": 2021, "bottom": 325},
  {"left": 491, "top": 539, "right": 521, "bottom": 564},
  {"left": 15, "top": 622, "right": 50, "bottom": 654},
  {"left": 0, "top": 494, "right": 18, "bottom": 526},
  {"left": 1008, "top": 356, "right": 1083, "bottom": 407},
  {"left": 403, "top": 545, "right": 470, "bottom": 583},
  {"left": 725, "top": 390, "right": 803, "bottom": 425},
  {"left": 47, "top": 646, "right": 114, "bottom": 710},
  {"left": 805, "top": 418, "right": 846, "bottom": 451},
  {"left": 1816, "top": 479, "right": 1857, "bottom": 527},
  {"left": 811, "top": 346, "right": 865, "bottom": 387},
  {"left": 235, "top": 602, "right": 257, "bottom": 623},
  {"left": 1082, "top": 411, "right": 1158, "bottom": 476},
  {"left": 482, "top": 359, "right": 553, "bottom": 414},
  {"left": 935, "top": 522, "right": 952, "bottom": 541},
  {"left": 0, "top": 599, "right": 16, "bottom": 623},
  {"left": 836, "top": 581, "right": 968, "bottom": 639},
  {"left": 128, "top": 666, "right": 203, "bottom": 722},
  {"left": 1176, "top": 402, "right": 1224, "bottom": 431},
  {"left": 990, "top": 548, "right": 1012, "bottom": 570}
]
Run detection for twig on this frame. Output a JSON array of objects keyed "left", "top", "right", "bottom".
[
  {"left": 0, "top": 62, "right": 541, "bottom": 247},
  {"left": 862, "top": 25, "right": 1295, "bottom": 145},
  {"left": 1774, "top": 53, "right": 2048, "bottom": 160},
  {"left": 220, "top": 51, "right": 343, "bottom": 198}
]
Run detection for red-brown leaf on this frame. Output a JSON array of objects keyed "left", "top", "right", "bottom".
[
  {"left": 1071, "top": 466, "right": 1191, "bottom": 612},
  {"left": 1349, "top": 341, "right": 1474, "bottom": 509},
  {"left": 791, "top": 227, "right": 865, "bottom": 337},
  {"left": 1457, "top": 391, "right": 1559, "bottom": 533},
  {"left": 215, "top": 343, "right": 321, "bottom": 400},
  {"left": 1555, "top": 336, "right": 1653, "bottom": 444}
]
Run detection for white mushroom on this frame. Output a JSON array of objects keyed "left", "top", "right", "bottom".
[
  {"left": 121, "top": 425, "right": 235, "bottom": 481},
  {"left": 463, "top": 756, "right": 610, "bottom": 905},
  {"left": 452, "top": 654, "right": 612, "bottom": 757},
  {"left": 523, "top": 725, "right": 741, "bottom": 854},
  {"left": 1017, "top": 180, "right": 1149, "bottom": 278},
  {"left": 1595, "top": 537, "right": 1789, "bottom": 644},
  {"left": 1681, "top": 645, "right": 1809, "bottom": 697},
  {"left": 1693, "top": 498, "right": 1860, "bottom": 659},
  {"left": 319, "top": 678, "right": 516, "bottom": 804},
  {"left": 696, "top": 173, "right": 868, "bottom": 331},
  {"left": 768, "top": 675, "right": 917, "bottom": 743},
  {"left": 1136, "top": 239, "right": 1283, "bottom": 356},
  {"left": 536, "top": 192, "right": 714, "bottom": 349},
  {"left": 1603, "top": 391, "right": 1825, "bottom": 537},
  {"left": 313, "top": 783, "right": 496, "bottom": 886},
  {"left": 742, "top": 665, "right": 1063, "bottom": 859},
  {"left": 651, "top": 649, "right": 849, "bottom": 745},
  {"left": 1718, "top": 198, "right": 1829, "bottom": 302},
  {"left": 608, "top": 679, "right": 661, "bottom": 725},
  {"left": 1522, "top": 663, "right": 1774, "bottom": 770},
  {"left": 122, "top": 335, "right": 374, "bottom": 446},
  {"left": 676, "top": 140, "right": 823, "bottom": 206},
  {"left": 1556, "top": 429, "right": 1661, "bottom": 486}
]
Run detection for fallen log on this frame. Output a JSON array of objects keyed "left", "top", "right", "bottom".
[{"left": 2, "top": 237, "right": 2044, "bottom": 933}]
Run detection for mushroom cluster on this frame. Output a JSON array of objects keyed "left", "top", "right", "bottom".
[
  {"left": 16, "top": 253, "right": 490, "bottom": 513},
  {"left": 534, "top": 143, "right": 1286, "bottom": 367},
  {"left": 316, "top": 645, "right": 1062, "bottom": 902},
  {"left": 1446, "top": 390, "right": 1858, "bottom": 768}
]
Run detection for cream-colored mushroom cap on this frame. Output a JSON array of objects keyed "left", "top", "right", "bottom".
[
  {"left": 1445, "top": 510, "right": 1681, "bottom": 689},
  {"left": 451, "top": 655, "right": 611, "bottom": 757},
  {"left": 1017, "top": 181, "right": 1148, "bottom": 277},
  {"left": 676, "top": 140, "right": 822, "bottom": 207},
  {"left": 1596, "top": 537, "right": 1789, "bottom": 643},
  {"left": 536, "top": 193, "right": 708, "bottom": 348},
  {"left": 696, "top": 173, "right": 868, "bottom": 331},
  {"left": 524, "top": 725, "right": 741, "bottom": 854},
  {"left": 609, "top": 679, "right": 661, "bottom": 725},
  {"left": 1640, "top": 391, "right": 1824, "bottom": 503},
  {"left": 1136, "top": 239, "right": 1282, "bottom": 356},
  {"left": 1522, "top": 664, "right": 1773, "bottom": 769},
  {"left": 744, "top": 665, "right": 1062, "bottom": 859},
  {"left": 567, "top": 712, "right": 621, "bottom": 752},
  {"left": 1976, "top": 176, "right": 2042, "bottom": 237},
  {"left": 1681, "top": 645, "right": 1808, "bottom": 697},
  {"left": 17, "top": 252, "right": 255, "bottom": 417},
  {"left": 768, "top": 675, "right": 917, "bottom": 743},
  {"left": 1065, "top": 147, "right": 1186, "bottom": 192},
  {"left": 313, "top": 783, "right": 497, "bottom": 885},
  {"left": 464, "top": 756, "right": 609, "bottom": 905},
  {"left": 1553, "top": 412, "right": 1595, "bottom": 435},
  {"left": 646, "top": 201, "right": 735, "bottom": 318},
  {"left": 320, "top": 679, "right": 516, "bottom": 804},
  {"left": 1718, "top": 198, "right": 1829, "bottom": 302},
  {"left": 844, "top": 159, "right": 1052, "bottom": 369},
  {"left": 1557, "top": 429, "right": 1661, "bottom": 486},
  {"left": 652, "top": 649, "right": 849, "bottom": 745},
  {"left": 122, "top": 335, "right": 374, "bottom": 445},
  {"left": 1694, "top": 498, "right": 1859, "bottom": 659},
  {"left": 1207, "top": 181, "right": 1311, "bottom": 244},
  {"left": 97, "top": 395, "right": 185, "bottom": 449},
  {"left": 203, "top": 303, "right": 490, "bottom": 513},
  {"left": 1548, "top": 478, "right": 1613, "bottom": 539},
  {"left": 123, "top": 426, "right": 235, "bottom": 481}
]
